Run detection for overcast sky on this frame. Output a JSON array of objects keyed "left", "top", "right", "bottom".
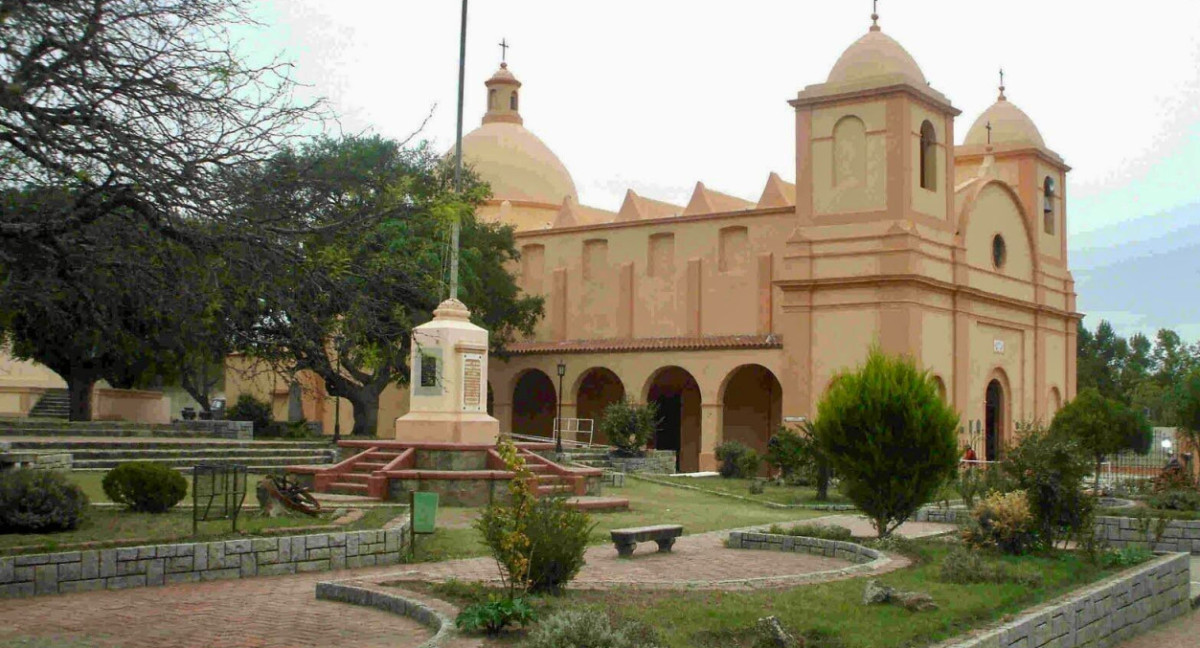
[{"left": 245, "top": 1, "right": 1200, "bottom": 338}]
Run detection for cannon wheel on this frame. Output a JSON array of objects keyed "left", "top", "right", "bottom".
[{"left": 263, "top": 474, "right": 322, "bottom": 517}]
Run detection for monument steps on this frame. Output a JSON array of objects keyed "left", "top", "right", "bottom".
[{"left": 28, "top": 389, "right": 69, "bottom": 419}]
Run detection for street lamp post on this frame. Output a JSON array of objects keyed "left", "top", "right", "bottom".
[{"left": 556, "top": 361, "right": 566, "bottom": 455}]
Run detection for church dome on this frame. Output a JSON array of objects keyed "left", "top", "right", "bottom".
[
  {"left": 827, "top": 16, "right": 926, "bottom": 86},
  {"left": 964, "top": 91, "right": 1045, "bottom": 148},
  {"left": 451, "top": 63, "right": 577, "bottom": 207}
]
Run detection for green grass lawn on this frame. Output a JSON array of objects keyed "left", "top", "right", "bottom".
[
  {"left": 427, "top": 540, "right": 1127, "bottom": 648},
  {"left": 412, "top": 478, "right": 828, "bottom": 562},
  {"left": 0, "top": 506, "right": 406, "bottom": 555}
]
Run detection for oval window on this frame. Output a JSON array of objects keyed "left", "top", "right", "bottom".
[{"left": 992, "top": 234, "right": 1007, "bottom": 269}]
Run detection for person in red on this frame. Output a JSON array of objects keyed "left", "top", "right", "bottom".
[{"left": 963, "top": 445, "right": 978, "bottom": 463}]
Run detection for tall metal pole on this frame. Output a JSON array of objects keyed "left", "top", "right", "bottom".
[{"left": 450, "top": 0, "right": 468, "bottom": 301}]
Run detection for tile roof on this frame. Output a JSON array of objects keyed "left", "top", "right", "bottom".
[{"left": 505, "top": 334, "right": 783, "bottom": 355}]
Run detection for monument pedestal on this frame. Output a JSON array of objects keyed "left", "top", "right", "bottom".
[{"left": 394, "top": 298, "right": 500, "bottom": 443}]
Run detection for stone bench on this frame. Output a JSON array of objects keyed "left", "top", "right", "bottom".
[{"left": 610, "top": 524, "right": 683, "bottom": 557}]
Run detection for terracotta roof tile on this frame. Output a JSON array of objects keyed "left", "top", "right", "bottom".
[{"left": 506, "top": 334, "right": 783, "bottom": 355}]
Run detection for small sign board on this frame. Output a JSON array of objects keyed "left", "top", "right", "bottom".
[
  {"left": 993, "top": 339, "right": 1005, "bottom": 354},
  {"left": 411, "top": 491, "right": 438, "bottom": 534}
]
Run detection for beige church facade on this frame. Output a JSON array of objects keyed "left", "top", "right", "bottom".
[
  {"left": 457, "top": 13, "right": 1078, "bottom": 472},
  {"left": 0, "top": 12, "right": 1074, "bottom": 473}
]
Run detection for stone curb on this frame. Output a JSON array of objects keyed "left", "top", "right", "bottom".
[
  {"left": 626, "top": 473, "right": 857, "bottom": 511},
  {"left": 314, "top": 580, "right": 471, "bottom": 648},
  {"left": 933, "top": 552, "right": 1191, "bottom": 648}
]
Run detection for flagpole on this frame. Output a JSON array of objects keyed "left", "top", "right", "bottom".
[{"left": 450, "top": 0, "right": 468, "bottom": 301}]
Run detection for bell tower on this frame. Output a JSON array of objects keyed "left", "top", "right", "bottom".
[
  {"left": 790, "top": 11, "right": 960, "bottom": 229},
  {"left": 483, "top": 62, "right": 522, "bottom": 125}
]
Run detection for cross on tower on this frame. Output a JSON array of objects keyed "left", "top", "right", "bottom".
[
  {"left": 986, "top": 121, "right": 992, "bottom": 145},
  {"left": 999, "top": 68, "right": 1005, "bottom": 88},
  {"left": 499, "top": 38, "right": 509, "bottom": 63}
]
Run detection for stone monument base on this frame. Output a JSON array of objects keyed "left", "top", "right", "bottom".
[{"left": 393, "top": 411, "right": 498, "bottom": 444}]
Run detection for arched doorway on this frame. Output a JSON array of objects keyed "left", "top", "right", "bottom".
[
  {"left": 985, "top": 379, "right": 1005, "bottom": 461},
  {"left": 646, "top": 367, "right": 702, "bottom": 473},
  {"left": 512, "top": 370, "right": 556, "bottom": 439},
  {"left": 720, "top": 365, "right": 782, "bottom": 459},
  {"left": 575, "top": 368, "right": 625, "bottom": 445}
]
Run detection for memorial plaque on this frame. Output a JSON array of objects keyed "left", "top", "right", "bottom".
[{"left": 462, "top": 353, "right": 483, "bottom": 411}]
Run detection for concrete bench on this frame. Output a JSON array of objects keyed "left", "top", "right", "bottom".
[{"left": 610, "top": 524, "right": 683, "bottom": 557}]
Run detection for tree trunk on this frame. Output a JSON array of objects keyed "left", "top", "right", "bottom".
[
  {"left": 67, "top": 371, "right": 96, "bottom": 422},
  {"left": 347, "top": 389, "right": 380, "bottom": 437},
  {"left": 816, "top": 460, "right": 830, "bottom": 501},
  {"left": 180, "top": 370, "right": 212, "bottom": 413}
]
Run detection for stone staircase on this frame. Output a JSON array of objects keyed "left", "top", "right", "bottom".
[
  {"left": 0, "top": 419, "right": 251, "bottom": 439},
  {"left": 28, "top": 389, "right": 69, "bottom": 419},
  {"left": 560, "top": 447, "right": 615, "bottom": 470},
  {"left": 3, "top": 438, "right": 337, "bottom": 471}
]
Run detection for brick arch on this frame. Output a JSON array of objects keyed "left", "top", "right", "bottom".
[
  {"left": 573, "top": 367, "right": 625, "bottom": 445},
  {"left": 644, "top": 366, "right": 702, "bottom": 473},
  {"left": 717, "top": 364, "right": 783, "bottom": 459}
]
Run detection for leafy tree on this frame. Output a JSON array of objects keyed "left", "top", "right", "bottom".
[
  {"left": 1176, "top": 369, "right": 1200, "bottom": 464},
  {"left": 1153, "top": 329, "right": 1196, "bottom": 388},
  {"left": 0, "top": 0, "right": 321, "bottom": 260},
  {"left": 597, "top": 399, "right": 657, "bottom": 455},
  {"left": 1050, "top": 388, "right": 1152, "bottom": 493},
  {"left": 1000, "top": 423, "right": 1094, "bottom": 550},
  {"left": 233, "top": 136, "right": 542, "bottom": 436},
  {"left": 811, "top": 347, "right": 960, "bottom": 537},
  {"left": 1077, "top": 321, "right": 1131, "bottom": 402},
  {"left": 0, "top": 189, "right": 215, "bottom": 419}
]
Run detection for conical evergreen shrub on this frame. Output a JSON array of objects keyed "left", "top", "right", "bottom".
[{"left": 812, "top": 347, "right": 960, "bottom": 537}]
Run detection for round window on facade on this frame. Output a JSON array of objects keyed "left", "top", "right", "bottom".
[{"left": 992, "top": 234, "right": 1007, "bottom": 269}]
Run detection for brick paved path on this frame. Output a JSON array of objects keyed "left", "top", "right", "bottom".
[
  {"left": 0, "top": 515, "right": 954, "bottom": 646},
  {"left": 0, "top": 564, "right": 433, "bottom": 648}
]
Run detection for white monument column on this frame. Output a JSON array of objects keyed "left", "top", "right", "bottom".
[{"left": 393, "top": 298, "right": 500, "bottom": 443}]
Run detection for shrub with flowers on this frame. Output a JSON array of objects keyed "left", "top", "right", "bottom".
[
  {"left": 475, "top": 437, "right": 594, "bottom": 596},
  {"left": 962, "top": 490, "right": 1038, "bottom": 555}
]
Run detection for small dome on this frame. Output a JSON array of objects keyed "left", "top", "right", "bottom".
[
  {"left": 964, "top": 97, "right": 1045, "bottom": 148},
  {"left": 827, "top": 28, "right": 926, "bottom": 87},
  {"left": 454, "top": 122, "right": 577, "bottom": 206}
]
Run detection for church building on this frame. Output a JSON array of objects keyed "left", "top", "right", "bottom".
[{"left": 455, "top": 11, "right": 1078, "bottom": 471}]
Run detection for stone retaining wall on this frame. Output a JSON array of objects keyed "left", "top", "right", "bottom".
[
  {"left": 727, "top": 529, "right": 885, "bottom": 565},
  {"left": 608, "top": 451, "right": 676, "bottom": 474},
  {"left": 0, "top": 524, "right": 408, "bottom": 598},
  {"left": 1094, "top": 516, "right": 1200, "bottom": 554},
  {"left": 0, "top": 451, "right": 72, "bottom": 471},
  {"left": 941, "top": 552, "right": 1190, "bottom": 648}
]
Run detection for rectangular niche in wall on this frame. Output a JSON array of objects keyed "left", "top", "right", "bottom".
[
  {"left": 521, "top": 244, "right": 545, "bottom": 294},
  {"left": 648, "top": 232, "right": 675, "bottom": 277},
  {"left": 718, "top": 226, "right": 748, "bottom": 273},
  {"left": 582, "top": 238, "right": 608, "bottom": 281}
]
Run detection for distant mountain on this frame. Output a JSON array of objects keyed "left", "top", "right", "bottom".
[{"left": 1070, "top": 202, "right": 1200, "bottom": 339}]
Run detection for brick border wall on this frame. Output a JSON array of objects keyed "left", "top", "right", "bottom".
[
  {"left": 727, "top": 530, "right": 886, "bottom": 565},
  {"left": 941, "top": 552, "right": 1190, "bottom": 648},
  {"left": 315, "top": 581, "right": 467, "bottom": 648},
  {"left": 0, "top": 523, "right": 408, "bottom": 598}
]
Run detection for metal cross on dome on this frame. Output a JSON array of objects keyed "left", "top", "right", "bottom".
[
  {"left": 986, "top": 121, "right": 993, "bottom": 145},
  {"left": 499, "top": 38, "right": 509, "bottom": 62}
]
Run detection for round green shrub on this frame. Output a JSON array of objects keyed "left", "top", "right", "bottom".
[
  {"left": 599, "top": 399, "right": 657, "bottom": 456},
  {"left": 716, "top": 441, "right": 758, "bottom": 478},
  {"left": 102, "top": 462, "right": 188, "bottom": 513},
  {"left": 1148, "top": 489, "right": 1200, "bottom": 511},
  {"left": 520, "top": 608, "right": 663, "bottom": 648},
  {"left": 811, "top": 347, "right": 960, "bottom": 537},
  {"left": 0, "top": 469, "right": 89, "bottom": 533},
  {"left": 226, "top": 394, "right": 273, "bottom": 434}
]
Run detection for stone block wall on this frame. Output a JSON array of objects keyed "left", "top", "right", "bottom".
[
  {"left": 414, "top": 448, "right": 488, "bottom": 471},
  {"left": 609, "top": 451, "right": 677, "bottom": 474},
  {"left": 388, "top": 477, "right": 506, "bottom": 507},
  {"left": 943, "top": 552, "right": 1190, "bottom": 648},
  {"left": 0, "top": 451, "right": 73, "bottom": 471},
  {"left": 0, "top": 526, "right": 407, "bottom": 598},
  {"left": 1094, "top": 516, "right": 1200, "bottom": 554}
]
